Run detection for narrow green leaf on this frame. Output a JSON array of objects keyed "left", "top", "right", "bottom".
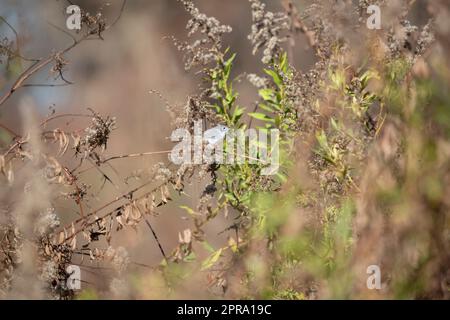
[
  {"left": 201, "top": 248, "right": 223, "bottom": 271},
  {"left": 249, "top": 112, "right": 275, "bottom": 123},
  {"left": 264, "top": 69, "right": 282, "bottom": 87},
  {"left": 258, "top": 88, "right": 275, "bottom": 102}
]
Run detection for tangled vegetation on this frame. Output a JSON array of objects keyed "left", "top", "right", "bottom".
[{"left": 0, "top": 0, "right": 449, "bottom": 299}]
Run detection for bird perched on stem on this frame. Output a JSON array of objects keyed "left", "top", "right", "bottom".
[{"left": 203, "top": 125, "right": 229, "bottom": 146}]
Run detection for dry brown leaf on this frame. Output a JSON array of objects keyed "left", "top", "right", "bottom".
[
  {"left": 44, "top": 245, "right": 51, "bottom": 256},
  {"left": 130, "top": 203, "right": 142, "bottom": 221},
  {"left": 58, "top": 230, "right": 65, "bottom": 245},
  {"left": 70, "top": 236, "right": 77, "bottom": 250},
  {"left": 6, "top": 162, "right": 14, "bottom": 184}
]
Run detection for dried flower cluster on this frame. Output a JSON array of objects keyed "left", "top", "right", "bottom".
[
  {"left": 247, "top": 73, "right": 269, "bottom": 88},
  {"left": 248, "top": 0, "right": 290, "bottom": 63},
  {"left": 81, "top": 11, "right": 106, "bottom": 38},
  {"left": 175, "top": 0, "right": 232, "bottom": 70},
  {"left": 387, "top": 19, "right": 435, "bottom": 62},
  {"left": 75, "top": 111, "right": 116, "bottom": 157},
  {"left": 34, "top": 208, "right": 60, "bottom": 238}
]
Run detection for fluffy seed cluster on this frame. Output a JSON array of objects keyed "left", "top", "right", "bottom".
[
  {"left": 106, "top": 246, "right": 130, "bottom": 274},
  {"left": 248, "top": 0, "right": 290, "bottom": 64},
  {"left": 76, "top": 111, "right": 116, "bottom": 156},
  {"left": 153, "top": 162, "right": 173, "bottom": 182},
  {"left": 387, "top": 19, "right": 435, "bottom": 61},
  {"left": 415, "top": 22, "right": 435, "bottom": 58},
  {"left": 34, "top": 208, "right": 60, "bottom": 238},
  {"left": 39, "top": 260, "right": 58, "bottom": 283},
  {"left": 82, "top": 12, "right": 106, "bottom": 38},
  {"left": 247, "top": 73, "right": 269, "bottom": 88},
  {"left": 177, "top": 0, "right": 232, "bottom": 69}
]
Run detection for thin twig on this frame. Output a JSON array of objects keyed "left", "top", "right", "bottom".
[
  {"left": 77, "top": 150, "right": 172, "bottom": 175},
  {"left": 40, "top": 113, "right": 92, "bottom": 127},
  {"left": 102, "top": 150, "right": 173, "bottom": 163},
  {"left": 0, "top": 122, "right": 20, "bottom": 138},
  {"left": 144, "top": 218, "right": 168, "bottom": 262},
  {"left": 0, "top": 16, "right": 39, "bottom": 62},
  {"left": 22, "top": 83, "right": 72, "bottom": 88}
]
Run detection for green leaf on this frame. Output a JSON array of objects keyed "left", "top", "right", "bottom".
[
  {"left": 232, "top": 106, "right": 245, "bottom": 123},
  {"left": 330, "top": 69, "right": 346, "bottom": 91},
  {"left": 259, "top": 103, "right": 275, "bottom": 113},
  {"left": 279, "top": 52, "right": 288, "bottom": 74},
  {"left": 360, "top": 70, "right": 379, "bottom": 89},
  {"left": 179, "top": 205, "right": 199, "bottom": 216},
  {"left": 201, "top": 248, "right": 223, "bottom": 271},
  {"left": 249, "top": 112, "right": 275, "bottom": 123},
  {"left": 275, "top": 114, "right": 281, "bottom": 127},
  {"left": 264, "top": 69, "right": 282, "bottom": 87},
  {"left": 224, "top": 53, "right": 236, "bottom": 79},
  {"left": 330, "top": 117, "right": 340, "bottom": 131},
  {"left": 184, "top": 251, "right": 197, "bottom": 262},
  {"left": 258, "top": 88, "right": 275, "bottom": 102},
  {"left": 224, "top": 53, "right": 236, "bottom": 68},
  {"left": 316, "top": 130, "right": 330, "bottom": 151},
  {"left": 276, "top": 172, "right": 287, "bottom": 183}
]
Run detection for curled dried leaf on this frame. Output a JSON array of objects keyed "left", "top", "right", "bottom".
[
  {"left": 71, "top": 222, "right": 76, "bottom": 236},
  {"left": 130, "top": 202, "right": 142, "bottom": 221},
  {"left": 6, "top": 162, "right": 14, "bottom": 184},
  {"left": 58, "top": 130, "right": 69, "bottom": 156},
  {"left": 58, "top": 230, "right": 66, "bottom": 245},
  {"left": 123, "top": 205, "right": 131, "bottom": 221},
  {"left": 70, "top": 236, "right": 77, "bottom": 250},
  {"left": 116, "top": 214, "right": 124, "bottom": 231},
  {"left": 178, "top": 228, "right": 192, "bottom": 244},
  {"left": 44, "top": 245, "right": 52, "bottom": 256}
]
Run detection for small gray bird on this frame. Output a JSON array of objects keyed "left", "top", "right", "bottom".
[{"left": 203, "top": 125, "right": 229, "bottom": 146}]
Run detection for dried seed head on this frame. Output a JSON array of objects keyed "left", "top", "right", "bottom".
[
  {"left": 34, "top": 208, "right": 60, "bottom": 238},
  {"left": 75, "top": 110, "right": 116, "bottom": 157},
  {"left": 176, "top": 0, "right": 232, "bottom": 70},
  {"left": 248, "top": 0, "right": 290, "bottom": 64}
]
